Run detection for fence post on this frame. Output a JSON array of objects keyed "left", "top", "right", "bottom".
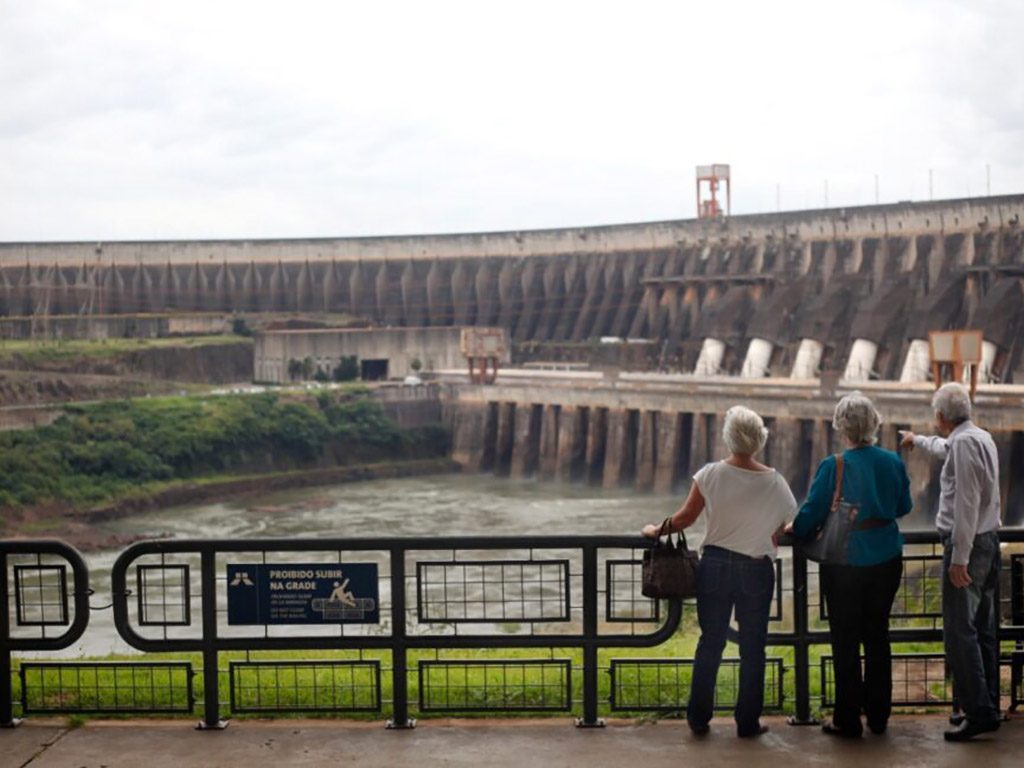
[
  {"left": 576, "top": 544, "right": 604, "bottom": 727},
  {"left": 0, "top": 552, "right": 17, "bottom": 728},
  {"left": 198, "top": 549, "right": 227, "bottom": 729},
  {"left": 387, "top": 545, "right": 414, "bottom": 728},
  {"left": 787, "top": 547, "right": 817, "bottom": 725}
]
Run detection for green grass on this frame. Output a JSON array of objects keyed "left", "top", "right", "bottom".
[{"left": 12, "top": 633, "right": 996, "bottom": 723}]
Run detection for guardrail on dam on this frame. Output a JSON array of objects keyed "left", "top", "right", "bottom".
[
  {"left": 1, "top": 195, "right": 1022, "bottom": 383},
  {"left": 3, "top": 533, "right": 1024, "bottom": 728}
]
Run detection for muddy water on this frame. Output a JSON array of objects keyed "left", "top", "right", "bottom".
[{"left": 58, "top": 475, "right": 689, "bottom": 657}]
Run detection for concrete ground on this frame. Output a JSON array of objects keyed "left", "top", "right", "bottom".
[{"left": 1, "top": 714, "right": 1020, "bottom": 768}]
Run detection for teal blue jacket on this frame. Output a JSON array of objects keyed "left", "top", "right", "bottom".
[{"left": 792, "top": 446, "right": 913, "bottom": 566}]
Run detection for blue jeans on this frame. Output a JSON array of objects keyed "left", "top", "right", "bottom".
[
  {"left": 687, "top": 545, "right": 775, "bottom": 734},
  {"left": 942, "top": 530, "right": 1000, "bottom": 723}
]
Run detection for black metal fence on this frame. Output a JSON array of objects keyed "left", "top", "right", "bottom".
[{"left": 3, "top": 532, "right": 1024, "bottom": 728}]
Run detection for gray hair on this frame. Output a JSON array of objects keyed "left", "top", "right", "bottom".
[
  {"left": 722, "top": 405, "right": 769, "bottom": 456},
  {"left": 932, "top": 382, "right": 972, "bottom": 424},
  {"left": 832, "top": 391, "right": 881, "bottom": 445}
]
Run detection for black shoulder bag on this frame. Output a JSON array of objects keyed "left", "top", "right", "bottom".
[{"left": 642, "top": 517, "right": 700, "bottom": 599}]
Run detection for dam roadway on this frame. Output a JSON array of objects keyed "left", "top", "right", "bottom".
[{"left": 439, "top": 371, "right": 1024, "bottom": 523}]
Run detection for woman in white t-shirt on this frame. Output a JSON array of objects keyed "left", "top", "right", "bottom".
[{"left": 643, "top": 405, "right": 797, "bottom": 738}]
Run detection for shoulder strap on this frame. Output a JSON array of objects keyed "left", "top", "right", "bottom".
[{"left": 830, "top": 453, "right": 844, "bottom": 512}]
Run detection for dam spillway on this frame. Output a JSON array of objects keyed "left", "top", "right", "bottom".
[
  {"left": 442, "top": 373, "right": 1024, "bottom": 525},
  {"left": 2, "top": 194, "right": 1023, "bottom": 383}
]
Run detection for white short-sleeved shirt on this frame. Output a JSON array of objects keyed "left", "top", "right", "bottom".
[{"left": 693, "top": 461, "right": 798, "bottom": 559}]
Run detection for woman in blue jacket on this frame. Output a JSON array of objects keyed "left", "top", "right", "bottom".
[{"left": 791, "top": 391, "right": 912, "bottom": 738}]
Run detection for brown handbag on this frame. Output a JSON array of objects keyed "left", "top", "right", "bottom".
[{"left": 642, "top": 517, "right": 700, "bottom": 599}]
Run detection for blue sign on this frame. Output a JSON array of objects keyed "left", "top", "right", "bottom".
[{"left": 227, "top": 563, "right": 380, "bottom": 625}]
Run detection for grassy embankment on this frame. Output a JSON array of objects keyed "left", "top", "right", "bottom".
[
  {"left": 0, "top": 385, "right": 446, "bottom": 521},
  {"left": 0, "top": 334, "right": 251, "bottom": 362}
]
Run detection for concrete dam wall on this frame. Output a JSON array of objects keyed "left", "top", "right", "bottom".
[
  {"left": 1, "top": 195, "right": 1023, "bottom": 382},
  {"left": 444, "top": 376, "right": 1024, "bottom": 525}
]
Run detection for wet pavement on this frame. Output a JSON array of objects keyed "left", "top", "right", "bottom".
[{"left": 1, "top": 714, "right": 1020, "bottom": 768}]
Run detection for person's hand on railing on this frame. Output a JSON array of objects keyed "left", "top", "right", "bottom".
[{"left": 641, "top": 523, "right": 660, "bottom": 538}]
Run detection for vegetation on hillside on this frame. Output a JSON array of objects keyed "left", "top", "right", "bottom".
[
  {"left": 0, "top": 334, "right": 252, "bottom": 363},
  {"left": 0, "top": 389, "right": 446, "bottom": 510}
]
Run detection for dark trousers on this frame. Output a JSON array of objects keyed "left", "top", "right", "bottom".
[
  {"left": 688, "top": 545, "right": 775, "bottom": 735},
  {"left": 942, "top": 530, "right": 1000, "bottom": 724},
  {"left": 820, "top": 555, "right": 902, "bottom": 734}
]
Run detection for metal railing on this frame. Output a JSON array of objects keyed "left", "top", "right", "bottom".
[
  {"left": 3, "top": 531, "right": 1024, "bottom": 728},
  {"left": 0, "top": 539, "right": 90, "bottom": 726}
]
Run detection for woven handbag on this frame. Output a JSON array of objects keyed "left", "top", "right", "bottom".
[{"left": 641, "top": 517, "right": 700, "bottom": 599}]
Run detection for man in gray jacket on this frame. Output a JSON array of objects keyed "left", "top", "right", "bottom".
[{"left": 900, "top": 382, "right": 1002, "bottom": 741}]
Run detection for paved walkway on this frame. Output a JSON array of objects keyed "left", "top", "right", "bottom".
[{"left": 2, "top": 714, "right": 1021, "bottom": 768}]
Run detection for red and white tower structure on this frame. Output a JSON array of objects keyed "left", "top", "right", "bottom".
[{"left": 696, "top": 164, "right": 731, "bottom": 219}]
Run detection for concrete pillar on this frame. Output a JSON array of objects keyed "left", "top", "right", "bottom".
[
  {"left": 451, "top": 261, "right": 474, "bottom": 327},
  {"left": 555, "top": 406, "right": 587, "bottom": 483},
  {"left": 493, "top": 403, "right": 516, "bottom": 476},
  {"left": 694, "top": 338, "right": 726, "bottom": 376},
  {"left": 791, "top": 338, "right": 824, "bottom": 379},
  {"left": 554, "top": 256, "right": 585, "bottom": 341},
  {"left": 689, "top": 413, "right": 712, "bottom": 471},
  {"left": 635, "top": 411, "right": 657, "bottom": 492},
  {"left": 902, "top": 236, "right": 919, "bottom": 272},
  {"left": 821, "top": 240, "right": 838, "bottom": 280},
  {"left": 847, "top": 238, "right": 864, "bottom": 274},
  {"left": 654, "top": 412, "right": 683, "bottom": 494},
  {"left": 475, "top": 261, "right": 499, "bottom": 327},
  {"left": 537, "top": 258, "right": 566, "bottom": 341},
  {"left": 927, "top": 235, "right": 947, "bottom": 290},
  {"left": 960, "top": 232, "right": 976, "bottom": 265},
  {"left": 495, "top": 261, "right": 521, "bottom": 336},
  {"left": 585, "top": 407, "right": 608, "bottom": 485},
  {"left": 843, "top": 339, "right": 878, "bottom": 382},
  {"left": 602, "top": 411, "right": 626, "bottom": 489},
  {"left": 510, "top": 405, "right": 542, "bottom": 479},
  {"left": 799, "top": 241, "right": 813, "bottom": 275},
  {"left": 514, "top": 261, "right": 543, "bottom": 341},
  {"left": 899, "top": 339, "right": 931, "bottom": 383},
  {"left": 740, "top": 338, "right": 773, "bottom": 378},
  {"left": 450, "top": 403, "right": 488, "bottom": 471},
  {"left": 770, "top": 417, "right": 812, "bottom": 498},
  {"left": 979, "top": 340, "right": 998, "bottom": 383},
  {"left": 538, "top": 405, "right": 561, "bottom": 480},
  {"left": 570, "top": 258, "right": 603, "bottom": 341},
  {"left": 808, "top": 419, "right": 832, "bottom": 486}
]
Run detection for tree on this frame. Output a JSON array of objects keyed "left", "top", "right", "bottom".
[
  {"left": 333, "top": 356, "right": 359, "bottom": 382},
  {"left": 301, "top": 356, "right": 316, "bottom": 380},
  {"left": 287, "top": 359, "right": 303, "bottom": 381}
]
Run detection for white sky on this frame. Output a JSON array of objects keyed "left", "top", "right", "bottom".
[{"left": 1, "top": 0, "right": 1022, "bottom": 241}]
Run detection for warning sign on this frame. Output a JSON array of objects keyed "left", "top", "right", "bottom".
[{"left": 226, "top": 563, "right": 379, "bottom": 625}]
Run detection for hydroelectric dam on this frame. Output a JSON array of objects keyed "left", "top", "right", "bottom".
[{"left": 2, "top": 195, "right": 1022, "bottom": 520}]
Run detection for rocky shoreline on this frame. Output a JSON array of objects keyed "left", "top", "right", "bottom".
[{"left": 1, "top": 458, "right": 460, "bottom": 552}]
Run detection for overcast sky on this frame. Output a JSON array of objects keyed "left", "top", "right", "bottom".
[{"left": 1, "top": 0, "right": 1022, "bottom": 242}]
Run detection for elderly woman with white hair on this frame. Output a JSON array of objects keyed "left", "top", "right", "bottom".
[
  {"left": 791, "top": 391, "right": 912, "bottom": 738},
  {"left": 643, "top": 405, "right": 797, "bottom": 739}
]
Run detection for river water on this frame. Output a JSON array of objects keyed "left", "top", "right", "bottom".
[
  {"left": 45, "top": 473, "right": 947, "bottom": 657},
  {"left": 61, "top": 474, "right": 687, "bottom": 657}
]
